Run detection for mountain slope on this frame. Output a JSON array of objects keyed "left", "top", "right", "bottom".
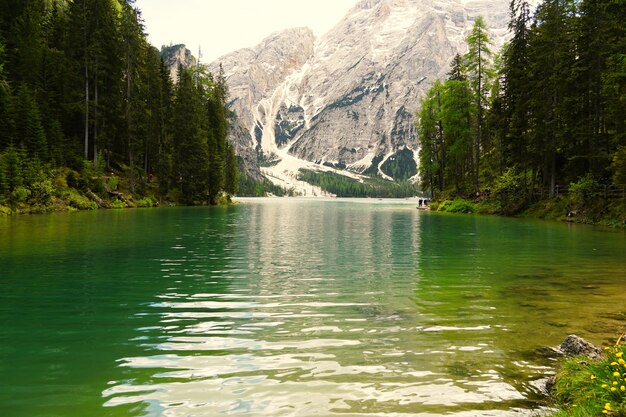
[{"left": 210, "top": 0, "right": 519, "bottom": 183}]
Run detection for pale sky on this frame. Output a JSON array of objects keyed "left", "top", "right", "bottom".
[{"left": 134, "top": 0, "right": 359, "bottom": 63}]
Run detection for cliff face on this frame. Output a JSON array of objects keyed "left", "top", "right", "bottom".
[
  {"left": 160, "top": 44, "right": 197, "bottom": 83},
  {"left": 211, "top": 28, "right": 317, "bottom": 156},
  {"left": 213, "top": 0, "right": 519, "bottom": 181}
]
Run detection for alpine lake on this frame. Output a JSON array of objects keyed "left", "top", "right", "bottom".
[{"left": 1, "top": 197, "right": 625, "bottom": 417}]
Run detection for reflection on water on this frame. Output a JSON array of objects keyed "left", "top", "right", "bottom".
[
  {"left": 1, "top": 199, "right": 624, "bottom": 417},
  {"left": 99, "top": 200, "right": 624, "bottom": 417}
]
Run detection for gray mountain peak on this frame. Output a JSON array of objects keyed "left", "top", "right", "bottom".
[{"left": 210, "top": 0, "right": 517, "bottom": 182}]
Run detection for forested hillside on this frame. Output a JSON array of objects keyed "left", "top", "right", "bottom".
[
  {"left": 417, "top": 0, "right": 625, "bottom": 221},
  {"left": 0, "top": 0, "right": 238, "bottom": 213}
]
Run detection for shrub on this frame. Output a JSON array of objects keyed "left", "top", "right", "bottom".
[
  {"left": 107, "top": 176, "right": 119, "bottom": 191},
  {"left": 30, "top": 179, "right": 56, "bottom": 205},
  {"left": 67, "top": 191, "right": 97, "bottom": 210},
  {"left": 109, "top": 198, "right": 126, "bottom": 209},
  {"left": 438, "top": 199, "right": 475, "bottom": 213},
  {"left": 476, "top": 199, "right": 501, "bottom": 215},
  {"left": 11, "top": 186, "right": 31, "bottom": 203},
  {"left": 135, "top": 196, "right": 156, "bottom": 208},
  {"left": 612, "top": 145, "right": 626, "bottom": 186},
  {"left": 569, "top": 173, "right": 600, "bottom": 208}
]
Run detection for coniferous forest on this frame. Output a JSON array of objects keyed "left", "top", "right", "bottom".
[
  {"left": 417, "top": 0, "right": 625, "bottom": 221},
  {"left": 1, "top": 0, "right": 624, "bottom": 222},
  {"left": 0, "top": 0, "right": 238, "bottom": 213}
]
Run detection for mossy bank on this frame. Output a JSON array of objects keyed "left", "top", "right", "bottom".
[{"left": 431, "top": 192, "right": 626, "bottom": 229}]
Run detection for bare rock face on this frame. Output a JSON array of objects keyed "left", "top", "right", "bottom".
[
  {"left": 228, "top": 115, "right": 263, "bottom": 181},
  {"left": 160, "top": 44, "right": 197, "bottom": 83},
  {"left": 558, "top": 335, "right": 602, "bottom": 359},
  {"left": 210, "top": 27, "right": 316, "bottom": 156},
  {"left": 209, "top": 0, "right": 521, "bottom": 179}
]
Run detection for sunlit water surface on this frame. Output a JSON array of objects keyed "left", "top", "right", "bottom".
[{"left": 1, "top": 198, "right": 625, "bottom": 417}]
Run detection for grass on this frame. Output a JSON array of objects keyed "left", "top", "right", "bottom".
[{"left": 549, "top": 340, "right": 626, "bottom": 416}]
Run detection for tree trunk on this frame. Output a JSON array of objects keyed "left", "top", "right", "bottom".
[
  {"left": 474, "top": 42, "right": 482, "bottom": 195},
  {"left": 93, "top": 68, "right": 98, "bottom": 167},
  {"left": 84, "top": 60, "right": 89, "bottom": 160}
]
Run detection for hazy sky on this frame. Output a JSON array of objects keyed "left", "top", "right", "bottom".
[{"left": 135, "top": 0, "right": 359, "bottom": 63}]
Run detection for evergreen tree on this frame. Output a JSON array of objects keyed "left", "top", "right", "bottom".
[
  {"left": 7, "top": 0, "right": 45, "bottom": 88},
  {"left": 0, "top": 40, "right": 14, "bottom": 150},
  {"left": 501, "top": 0, "right": 532, "bottom": 178},
  {"left": 67, "top": 0, "right": 94, "bottom": 161},
  {"left": 527, "top": 0, "right": 577, "bottom": 196},
  {"left": 2, "top": 144, "right": 25, "bottom": 204},
  {"left": 172, "top": 66, "right": 209, "bottom": 203},
  {"left": 224, "top": 143, "right": 239, "bottom": 196},
  {"left": 206, "top": 92, "right": 226, "bottom": 202},
  {"left": 464, "top": 16, "right": 493, "bottom": 194},
  {"left": 441, "top": 78, "right": 474, "bottom": 194},
  {"left": 447, "top": 53, "right": 465, "bottom": 82},
  {"left": 14, "top": 84, "right": 48, "bottom": 161},
  {"left": 416, "top": 80, "right": 445, "bottom": 195}
]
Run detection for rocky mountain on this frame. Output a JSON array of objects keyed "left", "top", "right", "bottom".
[
  {"left": 160, "top": 44, "right": 198, "bottom": 83},
  {"left": 207, "top": 0, "right": 520, "bottom": 184}
]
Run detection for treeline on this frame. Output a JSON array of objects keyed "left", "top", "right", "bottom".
[
  {"left": 298, "top": 169, "right": 419, "bottom": 198},
  {"left": 417, "top": 0, "right": 625, "bottom": 213},
  {"left": 0, "top": 0, "right": 237, "bottom": 212}
]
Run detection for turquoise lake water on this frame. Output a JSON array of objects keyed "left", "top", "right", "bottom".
[{"left": 1, "top": 198, "right": 625, "bottom": 416}]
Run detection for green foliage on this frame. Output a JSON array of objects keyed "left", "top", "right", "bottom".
[
  {"left": 549, "top": 344, "right": 626, "bottom": 417},
  {"left": 107, "top": 176, "right": 119, "bottom": 191},
  {"left": 0, "top": 0, "right": 238, "bottom": 212},
  {"left": 612, "top": 146, "right": 626, "bottom": 186},
  {"left": 237, "top": 172, "right": 288, "bottom": 197},
  {"left": 135, "top": 196, "right": 156, "bottom": 208},
  {"left": 475, "top": 199, "right": 501, "bottom": 215},
  {"left": 11, "top": 186, "right": 31, "bottom": 203},
  {"left": 67, "top": 190, "right": 97, "bottom": 211},
  {"left": 417, "top": 1, "right": 626, "bottom": 226},
  {"left": 490, "top": 167, "right": 528, "bottom": 214},
  {"left": 224, "top": 144, "right": 240, "bottom": 195},
  {"left": 298, "top": 169, "right": 419, "bottom": 198},
  {"left": 109, "top": 198, "right": 126, "bottom": 209},
  {"left": 569, "top": 174, "right": 600, "bottom": 208},
  {"left": 380, "top": 148, "right": 417, "bottom": 181},
  {"left": 437, "top": 199, "right": 476, "bottom": 214}
]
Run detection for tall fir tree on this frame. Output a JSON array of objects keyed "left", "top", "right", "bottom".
[
  {"left": 172, "top": 66, "right": 209, "bottom": 203},
  {"left": 464, "top": 16, "right": 493, "bottom": 194}
]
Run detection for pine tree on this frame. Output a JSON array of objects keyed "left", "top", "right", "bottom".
[
  {"left": 67, "top": 0, "right": 94, "bottom": 161},
  {"left": 224, "top": 143, "right": 239, "bottom": 196},
  {"left": 501, "top": 0, "right": 532, "bottom": 179},
  {"left": 7, "top": 0, "right": 45, "bottom": 88},
  {"left": 464, "top": 16, "right": 493, "bottom": 194},
  {"left": 172, "top": 66, "right": 209, "bottom": 203},
  {"left": 120, "top": 1, "right": 148, "bottom": 191},
  {"left": 206, "top": 75, "right": 228, "bottom": 203},
  {"left": 14, "top": 84, "right": 48, "bottom": 161},
  {"left": 527, "top": 0, "right": 577, "bottom": 197},
  {"left": 416, "top": 80, "right": 445, "bottom": 195},
  {"left": 447, "top": 54, "right": 465, "bottom": 82},
  {"left": 0, "top": 40, "right": 14, "bottom": 151},
  {"left": 441, "top": 78, "right": 474, "bottom": 194}
]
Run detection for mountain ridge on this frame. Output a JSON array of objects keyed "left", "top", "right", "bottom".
[{"left": 204, "top": 0, "right": 527, "bottom": 188}]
